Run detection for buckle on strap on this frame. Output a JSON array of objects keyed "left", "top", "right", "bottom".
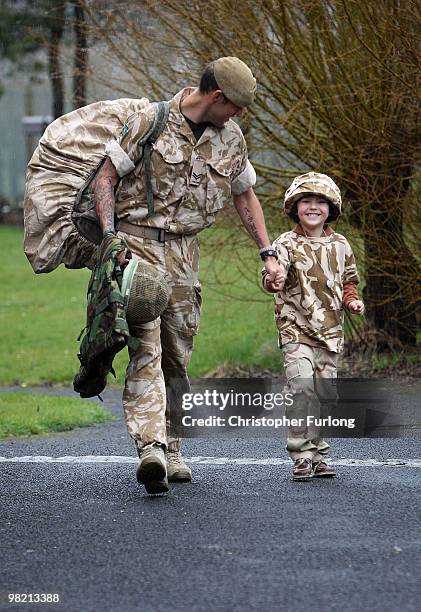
[{"left": 157, "top": 228, "right": 166, "bottom": 243}]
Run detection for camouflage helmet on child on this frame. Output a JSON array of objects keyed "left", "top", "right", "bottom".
[{"left": 284, "top": 172, "right": 342, "bottom": 223}]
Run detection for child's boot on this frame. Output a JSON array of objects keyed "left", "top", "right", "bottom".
[
  {"left": 312, "top": 459, "right": 336, "bottom": 477},
  {"left": 292, "top": 457, "right": 313, "bottom": 481}
]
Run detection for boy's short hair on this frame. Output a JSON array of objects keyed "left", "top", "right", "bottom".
[{"left": 290, "top": 196, "right": 339, "bottom": 224}]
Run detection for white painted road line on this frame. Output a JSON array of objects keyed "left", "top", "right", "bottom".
[{"left": 0, "top": 456, "right": 420, "bottom": 467}]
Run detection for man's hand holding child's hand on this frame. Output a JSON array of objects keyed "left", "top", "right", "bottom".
[
  {"left": 262, "top": 257, "right": 286, "bottom": 293},
  {"left": 264, "top": 272, "right": 286, "bottom": 293},
  {"left": 348, "top": 300, "right": 365, "bottom": 315}
]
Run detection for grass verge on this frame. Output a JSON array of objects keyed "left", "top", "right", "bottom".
[
  {"left": 0, "top": 392, "right": 114, "bottom": 439},
  {"left": 1, "top": 225, "right": 280, "bottom": 386}
]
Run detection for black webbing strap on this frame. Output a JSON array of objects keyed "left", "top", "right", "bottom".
[{"left": 144, "top": 101, "right": 170, "bottom": 217}]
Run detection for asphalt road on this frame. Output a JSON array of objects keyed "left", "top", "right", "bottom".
[{"left": 0, "top": 385, "right": 420, "bottom": 612}]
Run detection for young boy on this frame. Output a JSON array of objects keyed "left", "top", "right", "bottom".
[{"left": 262, "top": 172, "right": 365, "bottom": 481}]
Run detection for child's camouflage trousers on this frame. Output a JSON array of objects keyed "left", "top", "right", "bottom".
[{"left": 282, "top": 342, "right": 338, "bottom": 461}]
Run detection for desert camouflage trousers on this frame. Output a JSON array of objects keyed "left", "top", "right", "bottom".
[
  {"left": 117, "top": 229, "right": 201, "bottom": 453},
  {"left": 282, "top": 342, "right": 338, "bottom": 461}
]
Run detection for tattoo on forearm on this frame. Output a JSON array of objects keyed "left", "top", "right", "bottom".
[
  {"left": 243, "top": 206, "right": 261, "bottom": 244},
  {"left": 95, "top": 176, "right": 116, "bottom": 232}
]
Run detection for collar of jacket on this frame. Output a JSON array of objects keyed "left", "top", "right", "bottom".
[
  {"left": 293, "top": 224, "right": 334, "bottom": 236},
  {"left": 169, "top": 87, "right": 233, "bottom": 146}
]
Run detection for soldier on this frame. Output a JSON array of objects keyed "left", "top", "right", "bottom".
[
  {"left": 262, "top": 172, "right": 365, "bottom": 481},
  {"left": 94, "top": 57, "right": 283, "bottom": 494}
]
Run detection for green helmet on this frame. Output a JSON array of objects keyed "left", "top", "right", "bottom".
[
  {"left": 121, "top": 258, "right": 170, "bottom": 330},
  {"left": 284, "top": 172, "right": 342, "bottom": 222}
]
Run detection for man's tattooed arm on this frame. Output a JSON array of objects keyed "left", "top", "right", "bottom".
[
  {"left": 241, "top": 205, "right": 260, "bottom": 244},
  {"left": 94, "top": 157, "right": 120, "bottom": 233},
  {"left": 233, "top": 187, "right": 271, "bottom": 248},
  {"left": 233, "top": 187, "right": 283, "bottom": 282}
]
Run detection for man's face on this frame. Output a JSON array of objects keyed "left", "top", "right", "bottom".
[
  {"left": 207, "top": 92, "right": 244, "bottom": 127},
  {"left": 297, "top": 195, "right": 330, "bottom": 230}
]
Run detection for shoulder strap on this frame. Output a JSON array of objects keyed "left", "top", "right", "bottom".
[
  {"left": 142, "top": 101, "right": 170, "bottom": 217},
  {"left": 141, "top": 100, "right": 170, "bottom": 145}
]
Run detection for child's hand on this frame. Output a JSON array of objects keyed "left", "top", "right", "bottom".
[
  {"left": 348, "top": 300, "right": 365, "bottom": 315},
  {"left": 264, "top": 272, "right": 286, "bottom": 293}
]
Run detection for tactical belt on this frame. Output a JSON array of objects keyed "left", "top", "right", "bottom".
[{"left": 117, "top": 220, "right": 183, "bottom": 243}]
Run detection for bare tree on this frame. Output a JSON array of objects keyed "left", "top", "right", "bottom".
[
  {"left": 72, "top": 0, "right": 88, "bottom": 108},
  {"left": 46, "top": 0, "right": 66, "bottom": 118},
  {"left": 1, "top": 0, "right": 92, "bottom": 117}
]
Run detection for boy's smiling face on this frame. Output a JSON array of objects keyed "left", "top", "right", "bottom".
[{"left": 296, "top": 195, "right": 330, "bottom": 235}]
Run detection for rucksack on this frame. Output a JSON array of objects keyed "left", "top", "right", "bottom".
[
  {"left": 23, "top": 98, "right": 169, "bottom": 273},
  {"left": 73, "top": 233, "right": 132, "bottom": 398},
  {"left": 73, "top": 233, "right": 171, "bottom": 399}
]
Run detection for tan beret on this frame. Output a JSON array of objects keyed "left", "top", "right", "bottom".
[{"left": 213, "top": 57, "right": 257, "bottom": 108}]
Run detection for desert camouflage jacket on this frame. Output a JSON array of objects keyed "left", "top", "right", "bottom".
[
  {"left": 271, "top": 226, "right": 360, "bottom": 353},
  {"left": 106, "top": 88, "right": 256, "bottom": 235}
]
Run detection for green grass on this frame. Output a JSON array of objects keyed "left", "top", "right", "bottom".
[
  {"left": 370, "top": 351, "right": 419, "bottom": 371},
  {"left": 371, "top": 353, "right": 399, "bottom": 370},
  {"left": 1, "top": 226, "right": 92, "bottom": 385},
  {"left": 1, "top": 225, "right": 280, "bottom": 386},
  {"left": 190, "top": 225, "right": 280, "bottom": 375},
  {"left": 0, "top": 392, "right": 114, "bottom": 438}
]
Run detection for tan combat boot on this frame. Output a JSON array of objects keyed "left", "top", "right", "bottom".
[
  {"left": 136, "top": 443, "right": 169, "bottom": 494},
  {"left": 166, "top": 450, "right": 192, "bottom": 482}
]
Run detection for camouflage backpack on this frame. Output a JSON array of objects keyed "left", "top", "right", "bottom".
[
  {"left": 24, "top": 98, "right": 169, "bottom": 273},
  {"left": 73, "top": 234, "right": 132, "bottom": 398}
]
